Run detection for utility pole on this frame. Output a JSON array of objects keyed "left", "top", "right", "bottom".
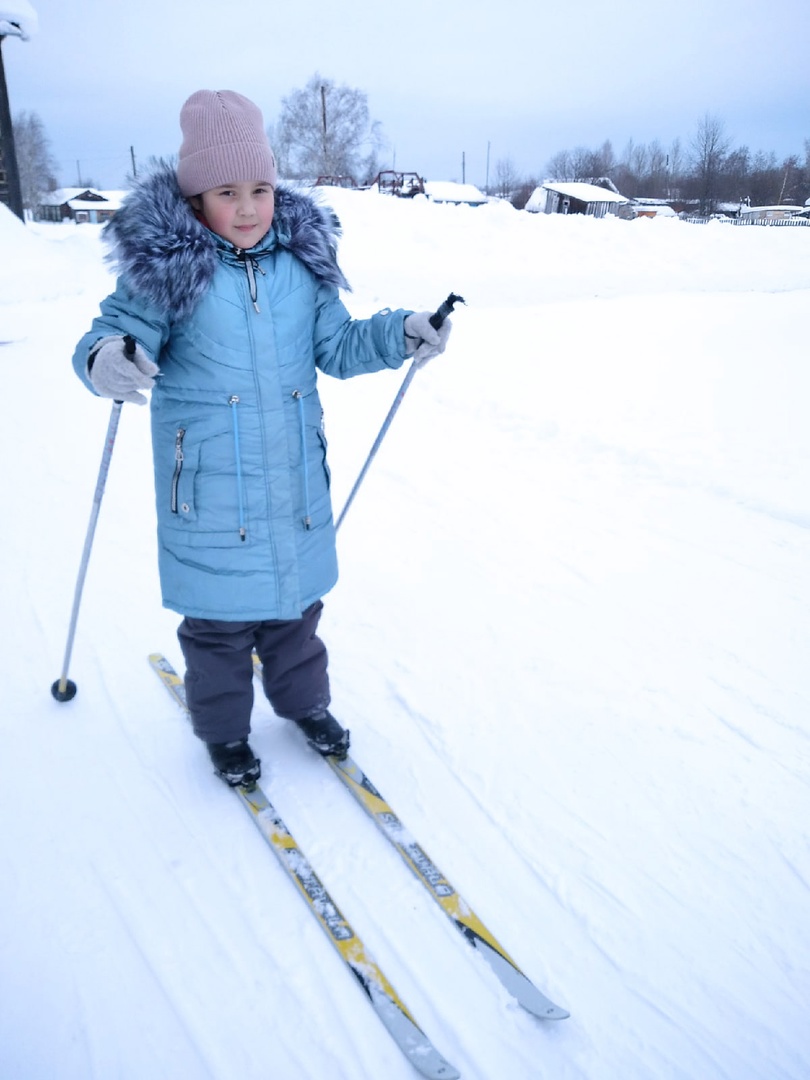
[
  {"left": 320, "top": 84, "right": 327, "bottom": 170},
  {"left": 485, "top": 140, "right": 491, "bottom": 194},
  {"left": 130, "top": 145, "right": 137, "bottom": 178},
  {"left": 462, "top": 151, "right": 465, "bottom": 184},
  {"left": 0, "top": 31, "right": 24, "bottom": 220}
]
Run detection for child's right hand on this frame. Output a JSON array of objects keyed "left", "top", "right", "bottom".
[
  {"left": 86, "top": 335, "right": 159, "bottom": 405},
  {"left": 403, "top": 311, "right": 453, "bottom": 368}
]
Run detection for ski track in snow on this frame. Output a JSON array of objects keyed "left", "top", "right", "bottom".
[{"left": 2, "top": 200, "right": 810, "bottom": 1079}]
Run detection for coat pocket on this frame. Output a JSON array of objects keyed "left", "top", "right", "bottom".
[{"left": 153, "top": 398, "right": 252, "bottom": 547}]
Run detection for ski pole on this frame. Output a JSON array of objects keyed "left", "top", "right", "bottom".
[
  {"left": 335, "top": 293, "right": 464, "bottom": 532},
  {"left": 51, "top": 337, "right": 136, "bottom": 701}
]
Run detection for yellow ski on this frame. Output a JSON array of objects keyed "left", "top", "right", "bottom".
[
  {"left": 251, "top": 653, "right": 568, "bottom": 1020},
  {"left": 149, "top": 652, "right": 459, "bottom": 1080}
]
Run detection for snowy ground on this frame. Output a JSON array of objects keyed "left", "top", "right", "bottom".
[{"left": 1, "top": 193, "right": 809, "bottom": 1080}]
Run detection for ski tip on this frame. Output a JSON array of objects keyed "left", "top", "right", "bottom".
[
  {"left": 519, "top": 993, "right": 570, "bottom": 1021},
  {"left": 515, "top": 989, "right": 570, "bottom": 1022},
  {"left": 473, "top": 938, "right": 569, "bottom": 1020},
  {"left": 537, "top": 1003, "right": 570, "bottom": 1021}
]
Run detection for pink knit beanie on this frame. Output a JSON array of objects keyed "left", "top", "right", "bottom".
[{"left": 176, "top": 89, "right": 277, "bottom": 197}]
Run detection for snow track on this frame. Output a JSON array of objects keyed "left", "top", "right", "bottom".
[{"left": 2, "top": 200, "right": 809, "bottom": 1079}]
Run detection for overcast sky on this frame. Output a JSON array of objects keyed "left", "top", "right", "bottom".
[{"left": 2, "top": 0, "right": 808, "bottom": 190}]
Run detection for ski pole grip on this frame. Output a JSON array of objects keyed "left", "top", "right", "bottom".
[
  {"left": 429, "top": 293, "right": 465, "bottom": 330},
  {"left": 113, "top": 335, "right": 138, "bottom": 405}
]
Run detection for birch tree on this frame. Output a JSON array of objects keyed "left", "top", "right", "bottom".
[{"left": 274, "top": 74, "right": 383, "bottom": 182}]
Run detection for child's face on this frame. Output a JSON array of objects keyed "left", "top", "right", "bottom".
[{"left": 191, "top": 180, "right": 275, "bottom": 249}]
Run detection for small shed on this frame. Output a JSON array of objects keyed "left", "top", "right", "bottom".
[
  {"left": 423, "top": 181, "right": 487, "bottom": 206},
  {"left": 526, "top": 181, "right": 630, "bottom": 218},
  {"left": 619, "top": 198, "right": 678, "bottom": 220},
  {"left": 738, "top": 204, "right": 803, "bottom": 222},
  {"left": 37, "top": 188, "right": 127, "bottom": 223}
]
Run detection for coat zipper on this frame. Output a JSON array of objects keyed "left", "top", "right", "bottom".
[
  {"left": 236, "top": 249, "right": 265, "bottom": 313},
  {"left": 292, "top": 390, "right": 312, "bottom": 529},
  {"left": 171, "top": 428, "right": 185, "bottom": 513},
  {"left": 229, "top": 396, "right": 247, "bottom": 540}
]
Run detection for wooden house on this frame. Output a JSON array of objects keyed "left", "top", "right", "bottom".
[{"left": 36, "top": 187, "right": 126, "bottom": 223}]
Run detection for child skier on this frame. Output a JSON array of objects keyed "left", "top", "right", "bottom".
[{"left": 72, "top": 89, "right": 451, "bottom": 787}]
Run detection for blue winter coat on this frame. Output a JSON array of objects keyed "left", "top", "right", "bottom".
[{"left": 73, "top": 165, "right": 410, "bottom": 620}]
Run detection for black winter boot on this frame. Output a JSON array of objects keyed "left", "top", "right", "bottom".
[
  {"left": 207, "top": 739, "right": 261, "bottom": 788},
  {"left": 294, "top": 711, "right": 350, "bottom": 759}
]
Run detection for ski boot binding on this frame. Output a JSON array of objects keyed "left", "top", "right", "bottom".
[
  {"left": 207, "top": 739, "right": 261, "bottom": 789},
  {"left": 294, "top": 711, "right": 350, "bottom": 759}
]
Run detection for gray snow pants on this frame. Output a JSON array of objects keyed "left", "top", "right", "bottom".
[{"left": 177, "top": 600, "right": 331, "bottom": 744}]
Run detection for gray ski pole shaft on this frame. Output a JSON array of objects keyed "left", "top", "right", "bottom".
[
  {"left": 52, "top": 337, "right": 136, "bottom": 701},
  {"left": 335, "top": 293, "right": 464, "bottom": 532}
]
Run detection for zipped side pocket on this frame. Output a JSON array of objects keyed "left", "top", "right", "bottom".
[{"left": 171, "top": 427, "right": 186, "bottom": 513}]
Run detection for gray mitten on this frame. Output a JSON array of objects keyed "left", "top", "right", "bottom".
[
  {"left": 403, "top": 311, "right": 452, "bottom": 368},
  {"left": 87, "top": 335, "right": 159, "bottom": 405}
]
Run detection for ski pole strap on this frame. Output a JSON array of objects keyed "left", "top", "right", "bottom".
[{"left": 429, "top": 293, "right": 465, "bottom": 330}]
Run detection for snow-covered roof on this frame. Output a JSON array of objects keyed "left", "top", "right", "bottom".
[
  {"left": 39, "top": 187, "right": 128, "bottom": 210},
  {"left": 633, "top": 202, "right": 678, "bottom": 217},
  {"left": 541, "top": 181, "right": 630, "bottom": 204},
  {"left": 740, "top": 204, "right": 803, "bottom": 215},
  {"left": 424, "top": 181, "right": 487, "bottom": 205},
  {"left": 0, "top": 1, "right": 38, "bottom": 39}
]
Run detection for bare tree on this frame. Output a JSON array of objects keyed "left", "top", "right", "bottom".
[
  {"left": 511, "top": 175, "right": 540, "bottom": 210},
  {"left": 744, "top": 150, "right": 777, "bottom": 206},
  {"left": 690, "top": 113, "right": 731, "bottom": 215},
  {"left": 777, "top": 154, "right": 801, "bottom": 205},
  {"left": 643, "top": 140, "right": 668, "bottom": 195},
  {"left": 569, "top": 145, "right": 596, "bottom": 179},
  {"left": 723, "top": 145, "right": 751, "bottom": 204},
  {"left": 12, "top": 110, "right": 58, "bottom": 213},
  {"left": 667, "top": 138, "right": 685, "bottom": 198},
  {"left": 800, "top": 139, "right": 810, "bottom": 206},
  {"left": 493, "top": 156, "right": 520, "bottom": 198},
  {"left": 545, "top": 148, "right": 574, "bottom": 179},
  {"left": 274, "top": 73, "right": 384, "bottom": 181},
  {"left": 593, "top": 139, "right": 616, "bottom": 178}
]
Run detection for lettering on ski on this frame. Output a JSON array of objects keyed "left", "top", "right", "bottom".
[
  {"left": 329, "top": 755, "right": 569, "bottom": 1021},
  {"left": 250, "top": 652, "right": 568, "bottom": 1021},
  {"left": 148, "top": 653, "right": 460, "bottom": 1080}
]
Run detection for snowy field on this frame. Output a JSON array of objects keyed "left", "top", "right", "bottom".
[{"left": 1, "top": 191, "right": 809, "bottom": 1080}]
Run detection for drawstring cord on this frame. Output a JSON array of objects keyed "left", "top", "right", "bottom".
[
  {"left": 292, "top": 391, "right": 312, "bottom": 529},
  {"left": 229, "top": 396, "right": 247, "bottom": 540}
]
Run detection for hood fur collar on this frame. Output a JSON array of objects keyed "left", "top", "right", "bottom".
[{"left": 102, "top": 163, "right": 350, "bottom": 320}]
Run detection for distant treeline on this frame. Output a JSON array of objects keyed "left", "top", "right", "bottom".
[{"left": 499, "top": 115, "right": 810, "bottom": 214}]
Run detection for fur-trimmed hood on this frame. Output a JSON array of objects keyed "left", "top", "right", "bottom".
[{"left": 102, "top": 163, "right": 350, "bottom": 320}]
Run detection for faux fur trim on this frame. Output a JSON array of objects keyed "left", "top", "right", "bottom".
[{"left": 102, "top": 162, "right": 350, "bottom": 320}]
